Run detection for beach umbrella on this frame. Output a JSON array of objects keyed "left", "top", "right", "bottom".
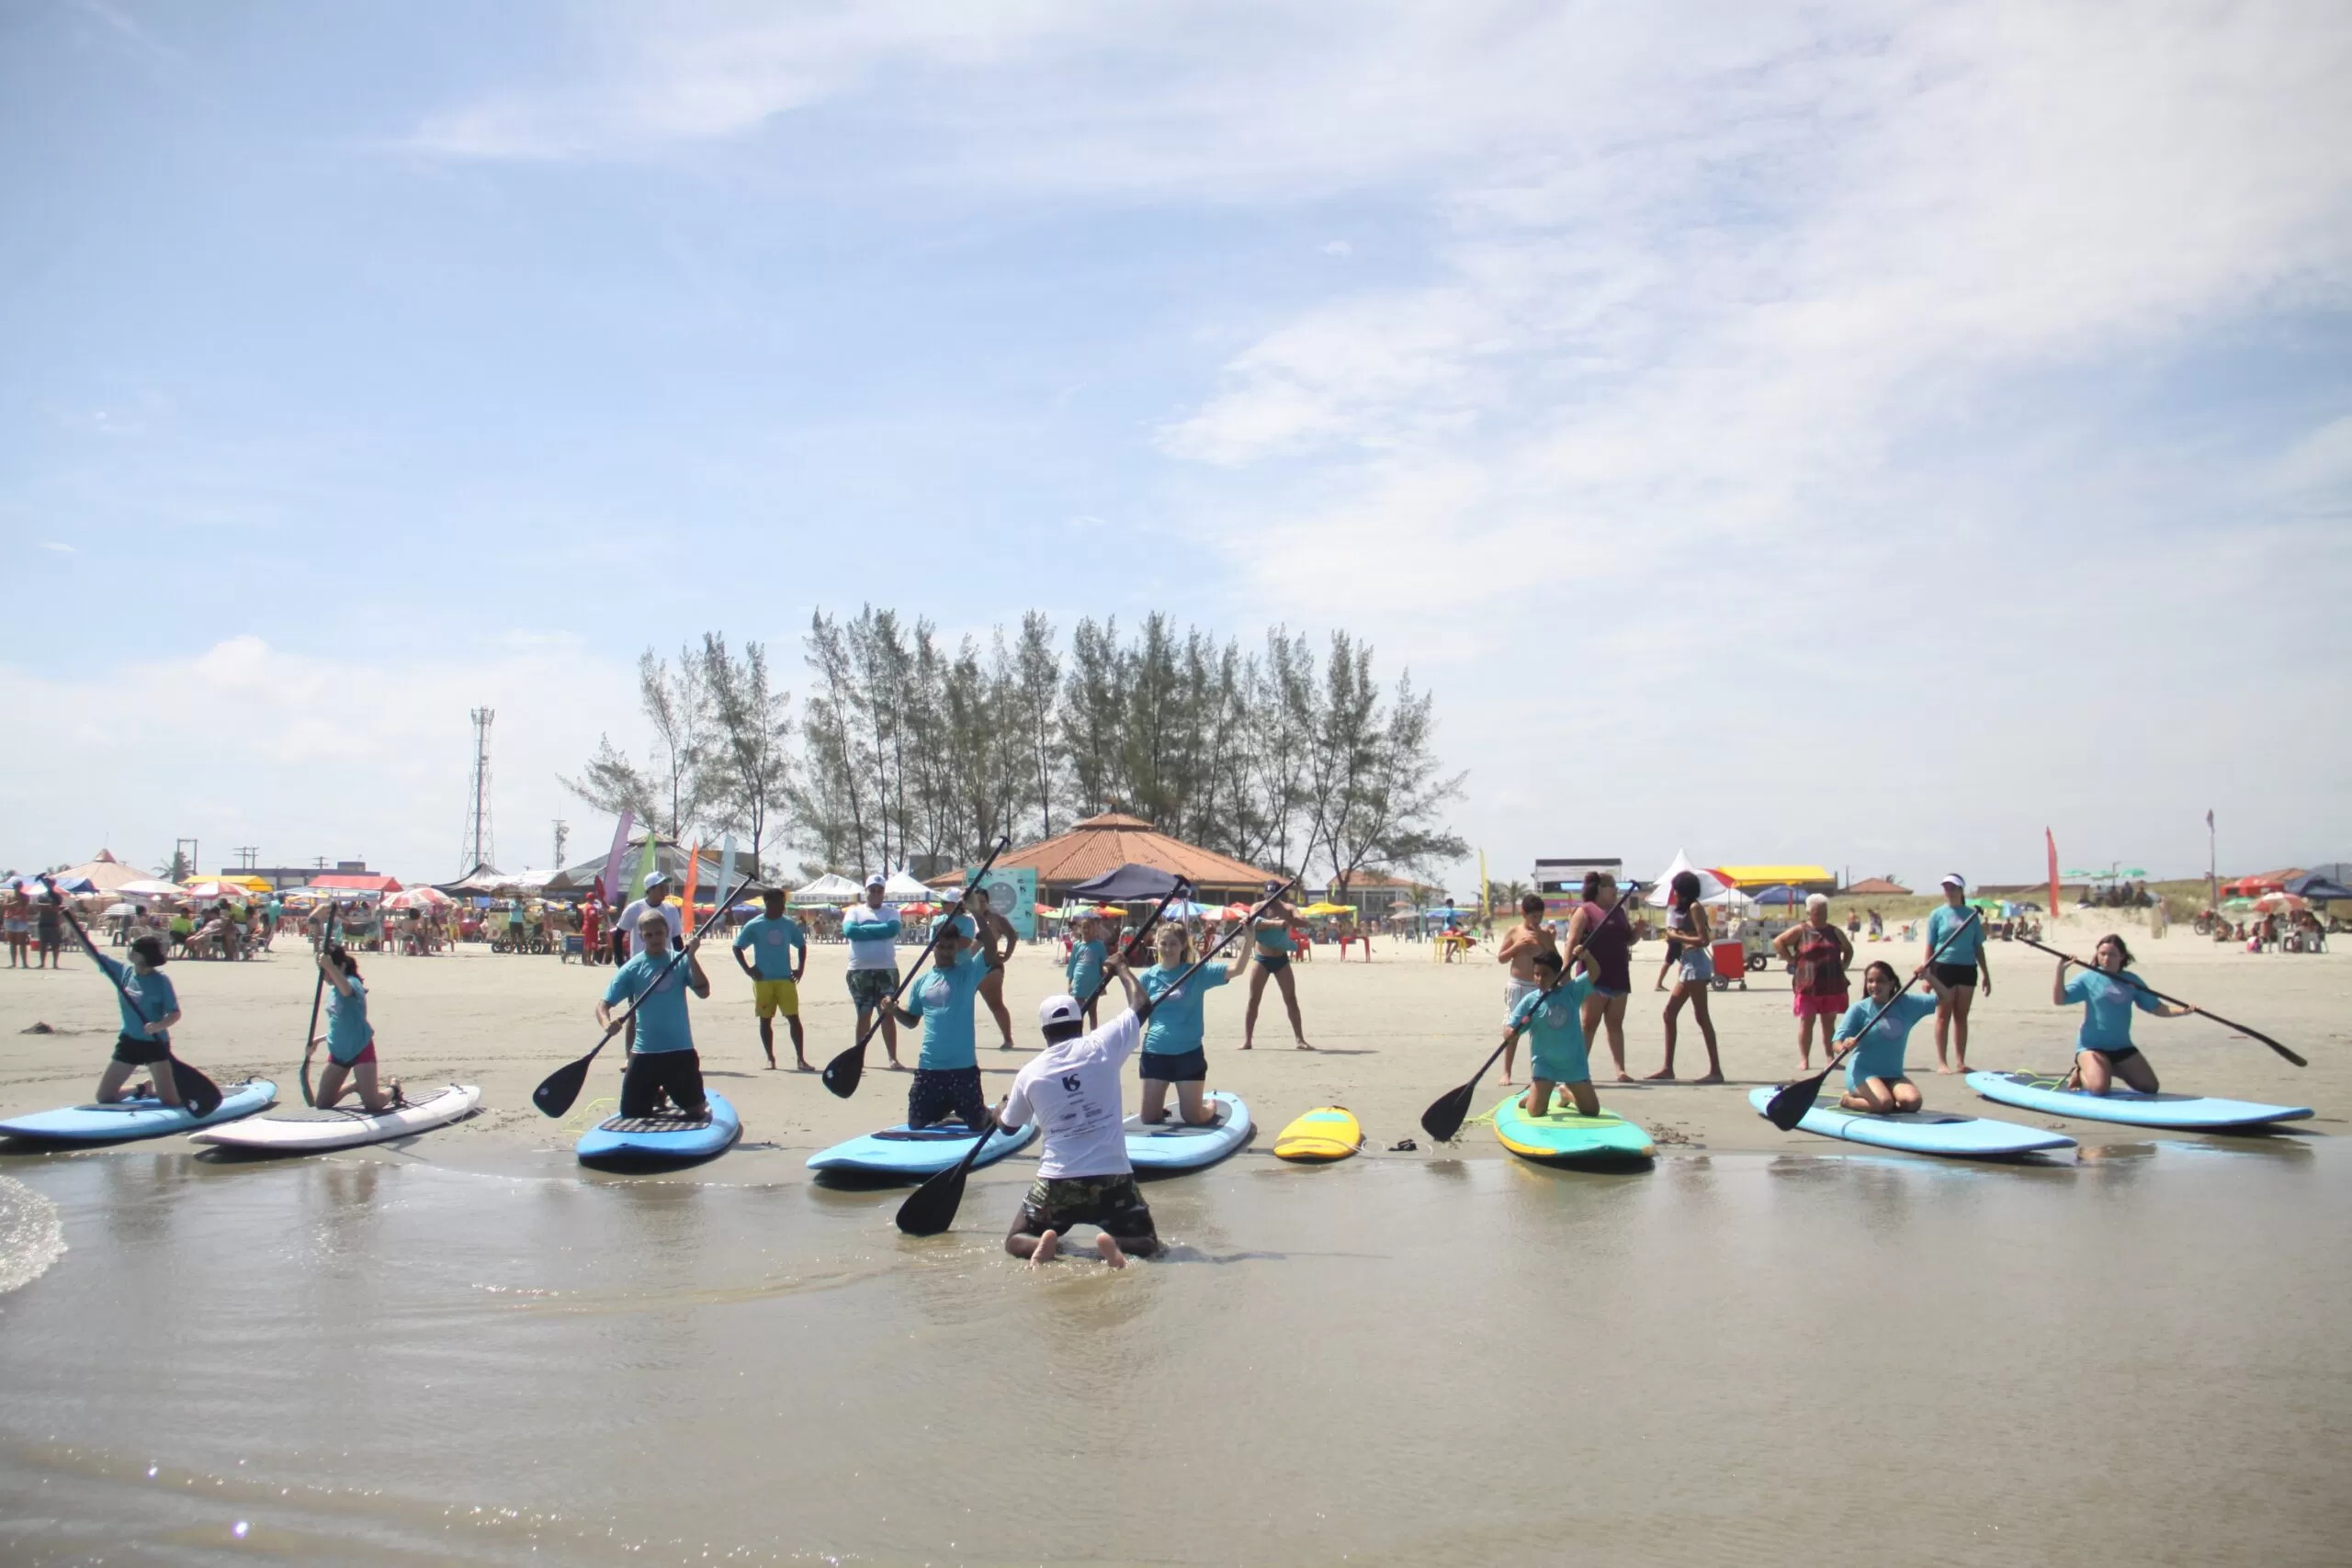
[
  {"left": 1298, "top": 901, "right": 1352, "bottom": 917},
  {"left": 103, "top": 901, "right": 137, "bottom": 919},
  {"left": 1219, "top": 902, "right": 1254, "bottom": 920},
  {"left": 1161, "top": 898, "right": 1215, "bottom": 919},
  {"left": 2221, "top": 897, "right": 2256, "bottom": 913},
  {"left": 114, "top": 878, "right": 184, "bottom": 897},
  {"left": 182, "top": 879, "right": 254, "bottom": 901},
  {"left": 2251, "top": 893, "right": 2309, "bottom": 915},
  {"left": 902, "top": 902, "right": 940, "bottom": 918},
  {"left": 1750, "top": 886, "right": 1804, "bottom": 907}
]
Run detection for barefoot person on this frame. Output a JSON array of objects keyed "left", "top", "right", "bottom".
[
  {"left": 2052, "top": 934, "right": 2189, "bottom": 1095},
  {"left": 998, "top": 955, "right": 1160, "bottom": 1267},
  {"left": 1065, "top": 914, "right": 1109, "bottom": 1031},
  {"left": 1494, "top": 893, "right": 1556, "bottom": 1087},
  {"left": 1136, "top": 922, "right": 1229, "bottom": 1127},
  {"left": 87, "top": 933, "right": 187, "bottom": 1106},
  {"left": 967, "top": 884, "right": 1021, "bottom": 1052},
  {"left": 842, "top": 873, "right": 907, "bottom": 1070},
  {"left": 731, "top": 888, "right": 808, "bottom": 1070},
  {"left": 1833, "top": 960, "right": 1957, "bottom": 1113},
  {"left": 594, "top": 910, "right": 713, "bottom": 1119},
  {"left": 1240, "top": 882, "right": 1313, "bottom": 1051},
  {"left": 1648, "top": 870, "right": 1723, "bottom": 1082},
  {"left": 1564, "top": 873, "right": 1636, "bottom": 1082},
  {"left": 893, "top": 913, "right": 993, "bottom": 1130},
  {"left": 1925, "top": 874, "right": 1991, "bottom": 1072},
  {"left": 1773, "top": 894, "right": 1853, "bottom": 1070},
  {"left": 1510, "top": 948, "right": 1600, "bottom": 1119},
  {"left": 310, "top": 945, "right": 401, "bottom": 1113}
]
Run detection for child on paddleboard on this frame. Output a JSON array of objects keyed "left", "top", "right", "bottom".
[
  {"left": 595, "top": 910, "right": 712, "bottom": 1119},
  {"left": 894, "top": 913, "right": 992, "bottom": 1131},
  {"left": 311, "top": 946, "right": 402, "bottom": 1113},
  {"left": 1832, "top": 960, "right": 1959, "bottom": 1113},
  {"left": 1508, "top": 948, "right": 1598, "bottom": 1119},
  {"left": 1136, "top": 922, "right": 1229, "bottom": 1128},
  {"left": 996, "top": 953, "right": 1158, "bottom": 1267},
  {"left": 2053, "top": 934, "right": 2188, "bottom": 1095},
  {"left": 88, "top": 933, "right": 187, "bottom": 1106}
]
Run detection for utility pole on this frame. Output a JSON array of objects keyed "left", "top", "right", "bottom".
[
  {"left": 232, "top": 845, "right": 258, "bottom": 870},
  {"left": 459, "top": 708, "right": 495, "bottom": 876},
  {"left": 552, "top": 818, "right": 569, "bottom": 870}
]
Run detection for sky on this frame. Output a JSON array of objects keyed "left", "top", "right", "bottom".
[{"left": 3, "top": 0, "right": 2348, "bottom": 892}]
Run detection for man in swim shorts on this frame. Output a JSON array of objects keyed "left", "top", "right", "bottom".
[
  {"left": 842, "top": 873, "right": 905, "bottom": 1069},
  {"left": 998, "top": 953, "right": 1159, "bottom": 1267},
  {"left": 731, "top": 888, "right": 808, "bottom": 1069}
]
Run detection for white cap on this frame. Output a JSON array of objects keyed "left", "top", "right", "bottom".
[
  {"left": 1037, "top": 993, "right": 1083, "bottom": 1029},
  {"left": 865, "top": 872, "right": 888, "bottom": 889},
  {"left": 1939, "top": 873, "right": 1965, "bottom": 890}
]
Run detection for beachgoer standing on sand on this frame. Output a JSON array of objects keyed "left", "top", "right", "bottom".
[
  {"left": 1649, "top": 871, "right": 1724, "bottom": 1082},
  {"left": 85, "top": 933, "right": 188, "bottom": 1106},
  {"left": 619, "top": 873, "right": 683, "bottom": 952},
  {"left": 33, "top": 893, "right": 63, "bottom": 969},
  {"left": 581, "top": 897, "right": 603, "bottom": 966},
  {"left": 1833, "top": 960, "right": 1958, "bottom": 1113},
  {"left": 4, "top": 892, "right": 28, "bottom": 967},
  {"left": 1240, "top": 882, "right": 1313, "bottom": 1051},
  {"left": 1494, "top": 893, "right": 1557, "bottom": 1087},
  {"left": 1774, "top": 894, "right": 1853, "bottom": 1071},
  {"left": 997, "top": 954, "right": 1159, "bottom": 1267},
  {"left": 731, "top": 888, "right": 808, "bottom": 1070},
  {"left": 1136, "top": 922, "right": 1228, "bottom": 1127},
  {"left": 1924, "top": 874, "right": 1991, "bottom": 1074},
  {"left": 967, "top": 885, "right": 1021, "bottom": 1052},
  {"left": 842, "top": 874, "right": 906, "bottom": 1070},
  {"left": 310, "top": 945, "right": 402, "bottom": 1113},
  {"left": 894, "top": 913, "right": 992, "bottom": 1129},
  {"left": 1065, "top": 914, "right": 1108, "bottom": 1031},
  {"left": 1510, "top": 948, "right": 1599, "bottom": 1119},
  {"left": 1565, "top": 872, "right": 1636, "bottom": 1082},
  {"left": 594, "top": 910, "right": 712, "bottom": 1119},
  {"left": 2052, "top": 934, "right": 2188, "bottom": 1095}
]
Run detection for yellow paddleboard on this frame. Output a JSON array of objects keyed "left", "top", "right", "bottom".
[{"left": 1273, "top": 1106, "right": 1363, "bottom": 1163}]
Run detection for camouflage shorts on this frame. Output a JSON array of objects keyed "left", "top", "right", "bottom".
[
  {"left": 844, "top": 967, "right": 899, "bottom": 1011},
  {"left": 1019, "top": 1173, "right": 1156, "bottom": 1240}
]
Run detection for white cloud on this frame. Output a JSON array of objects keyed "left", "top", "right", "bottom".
[
  {"left": 1319, "top": 240, "right": 1351, "bottom": 256},
  {"left": 38, "top": 542, "right": 74, "bottom": 554}
]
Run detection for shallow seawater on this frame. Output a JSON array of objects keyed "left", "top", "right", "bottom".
[{"left": 0, "top": 1140, "right": 2345, "bottom": 1566}]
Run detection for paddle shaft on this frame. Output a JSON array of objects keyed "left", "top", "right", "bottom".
[
  {"left": 2016, "top": 935, "right": 2306, "bottom": 1066},
  {"left": 40, "top": 878, "right": 217, "bottom": 1111},
  {"left": 823, "top": 838, "right": 1010, "bottom": 1094},
  {"left": 299, "top": 903, "right": 341, "bottom": 1107}
]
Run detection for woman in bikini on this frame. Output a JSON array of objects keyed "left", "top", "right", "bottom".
[
  {"left": 967, "top": 884, "right": 1021, "bottom": 1052},
  {"left": 1240, "top": 882, "right": 1313, "bottom": 1050}
]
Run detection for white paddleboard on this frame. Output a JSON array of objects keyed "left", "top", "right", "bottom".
[{"left": 192, "top": 1085, "right": 480, "bottom": 1153}]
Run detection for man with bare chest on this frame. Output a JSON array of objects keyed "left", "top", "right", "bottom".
[{"left": 1493, "top": 894, "right": 1556, "bottom": 1086}]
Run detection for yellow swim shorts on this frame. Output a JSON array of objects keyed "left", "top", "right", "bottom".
[{"left": 752, "top": 977, "right": 800, "bottom": 1019}]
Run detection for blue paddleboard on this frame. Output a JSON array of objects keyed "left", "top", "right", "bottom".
[
  {"left": 0, "top": 1079, "right": 277, "bottom": 1145},
  {"left": 1966, "top": 1071, "right": 2312, "bottom": 1131},
  {"left": 1124, "top": 1090, "right": 1252, "bottom": 1174},
  {"left": 1748, "top": 1086, "right": 2074, "bottom": 1160},
  {"left": 576, "top": 1091, "right": 741, "bottom": 1164},
  {"left": 807, "top": 1118, "right": 1037, "bottom": 1179}
]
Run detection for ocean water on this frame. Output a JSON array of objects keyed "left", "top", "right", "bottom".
[{"left": 0, "top": 1138, "right": 2344, "bottom": 1565}]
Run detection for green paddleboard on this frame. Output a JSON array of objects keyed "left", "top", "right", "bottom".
[{"left": 1489, "top": 1093, "right": 1655, "bottom": 1164}]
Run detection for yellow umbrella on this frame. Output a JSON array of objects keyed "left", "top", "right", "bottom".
[{"left": 1298, "top": 902, "right": 1352, "bottom": 917}]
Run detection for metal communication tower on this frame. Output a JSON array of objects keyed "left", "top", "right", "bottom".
[
  {"left": 551, "top": 818, "right": 569, "bottom": 870},
  {"left": 460, "top": 708, "right": 495, "bottom": 875}
]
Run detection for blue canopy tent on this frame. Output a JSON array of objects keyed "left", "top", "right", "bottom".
[
  {"left": 2285, "top": 873, "right": 2352, "bottom": 901},
  {"left": 1068, "top": 863, "right": 1185, "bottom": 901}
]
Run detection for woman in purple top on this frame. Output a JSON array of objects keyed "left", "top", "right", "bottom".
[{"left": 1564, "top": 871, "right": 1636, "bottom": 1082}]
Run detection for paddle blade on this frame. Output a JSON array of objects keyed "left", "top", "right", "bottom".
[
  {"left": 171, "top": 1059, "right": 222, "bottom": 1121},
  {"left": 1763, "top": 1070, "right": 1829, "bottom": 1131},
  {"left": 894, "top": 1163, "right": 970, "bottom": 1236},
  {"left": 1419, "top": 1081, "right": 1478, "bottom": 1144},
  {"left": 820, "top": 1041, "right": 865, "bottom": 1100},
  {"left": 533, "top": 1054, "right": 594, "bottom": 1118}
]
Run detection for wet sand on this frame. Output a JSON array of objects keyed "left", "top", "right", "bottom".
[{"left": 0, "top": 915, "right": 2342, "bottom": 1169}]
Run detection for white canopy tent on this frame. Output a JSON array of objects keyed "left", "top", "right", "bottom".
[
  {"left": 790, "top": 873, "right": 864, "bottom": 906},
  {"left": 1643, "top": 851, "right": 1732, "bottom": 907},
  {"left": 882, "top": 869, "right": 935, "bottom": 902}
]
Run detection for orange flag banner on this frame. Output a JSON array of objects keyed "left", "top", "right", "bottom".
[
  {"left": 2045, "top": 829, "right": 2061, "bottom": 919},
  {"left": 682, "top": 840, "right": 701, "bottom": 919}
]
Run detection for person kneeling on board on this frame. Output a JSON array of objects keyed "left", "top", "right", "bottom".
[
  {"left": 595, "top": 911, "right": 712, "bottom": 1119},
  {"left": 311, "top": 945, "right": 402, "bottom": 1112},
  {"left": 997, "top": 955, "right": 1159, "bottom": 1268},
  {"left": 1837, "top": 961, "right": 1959, "bottom": 1113},
  {"left": 91, "top": 934, "right": 187, "bottom": 1106},
  {"left": 1510, "top": 948, "right": 1599, "bottom": 1119},
  {"left": 2052, "top": 934, "right": 2189, "bottom": 1095},
  {"left": 1136, "top": 922, "right": 1229, "bottom": 1127},
  {"left": 893, "top": 913, "right": 992, "bottom": 1130}
]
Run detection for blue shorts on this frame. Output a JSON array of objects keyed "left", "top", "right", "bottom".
[{"left": 1529, "top": 1035, "right": 1590, "bottom": 1085}]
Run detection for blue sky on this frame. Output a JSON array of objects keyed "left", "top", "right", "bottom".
[{"left": 4, "top": 0, "right": 2347, "bottom": 889}]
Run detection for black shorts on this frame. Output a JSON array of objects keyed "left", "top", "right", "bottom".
[
  {"left": 2084, "top": 1044, "right": 2140, "bottom": 1065},
  {"left": 1253, "top": 951, "right": 1290, "bottom": 971},
  {"left": 907, "top": 1066, "right": 989, "bottom": 1130},
  {"left": 620, "top": 1049, "right": 707, "bottom": 1118},
  {"left": 1138, "top": 1048, "right": 1207, "bottom": 1083},
  {"left": 1931, "top": 962, "right": 1978, "bottom": 988},
  {"left": 111, "top": 1032, "right": 171, "bottom": 1066},
  {"left": 1017, "top": 1173, "right": 1157, "bottom": 1242},
  {"left": 609, "top": 931, "right": 631, "bottom": 964}
]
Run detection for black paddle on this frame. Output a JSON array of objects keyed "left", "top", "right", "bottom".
[
  {"left": 298, "top": 903, "right": 342, "bottom": 1108},
  {"left": 820, "top": 838, "right": 1011, "bottom": 1100},
  {"left": 531, "top": 874, "right": 756, "bottom": 1117},
  {"left": 1762, "top": 908, "right": 1982, "bottom": 1129},
  {"left": 42, "top": 875, "right": 222, "bottom": 1119},
  {"left": 894, "top": 875, "right": 1265, "bottom": 1238},
  {"left": 1419, "top": 889, "right": 1635, "bottom": 1144},
  {"left": 2016, "top": 934, "right": 2306, "bottom": 1067}
]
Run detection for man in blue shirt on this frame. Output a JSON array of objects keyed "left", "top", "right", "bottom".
[
  {"left": 894, "top": 913, "right": 990, "bottom": 1129},
  {"left": 731, "top": 889, "right": 808, "bottom": 1070},
  {"left": 595, "top": 910, "right": 713, "bottom": 1119}
]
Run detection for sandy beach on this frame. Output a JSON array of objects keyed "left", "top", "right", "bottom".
[{"left": 5, "top": 913, "right": 2342, "bottom": 1170}]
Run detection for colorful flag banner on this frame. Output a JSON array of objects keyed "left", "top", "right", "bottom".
[
  {"left": 2046, "top": 828, "right": 2061, "bottom": 920},
  {"left": 595, "top": 810, "right": 635, "bottom": 904},
  {"left": 717, "top": 833, "right": 738, "bottom": 915},
  {"left": 681, "top": 839, "right": 701, "bottom": 919}
]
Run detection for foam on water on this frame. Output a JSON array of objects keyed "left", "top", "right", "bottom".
[{"left": 0, "top": 1174, "right": 66, "bottom": 1293}]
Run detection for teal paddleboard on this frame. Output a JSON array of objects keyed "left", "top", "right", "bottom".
[
  {"left": 1748, "top": 1086, "right": 2074, "bottom": 1159},
  {"left": 1966, "top": 1071, "right": 2312, "bottom": 1131},
  {"left": 0, "top": 1080, "right": 277, "bottom": 1144},
  {"left": 1489, "top": 1093, "right": 1654, "bottom": 1163}
]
